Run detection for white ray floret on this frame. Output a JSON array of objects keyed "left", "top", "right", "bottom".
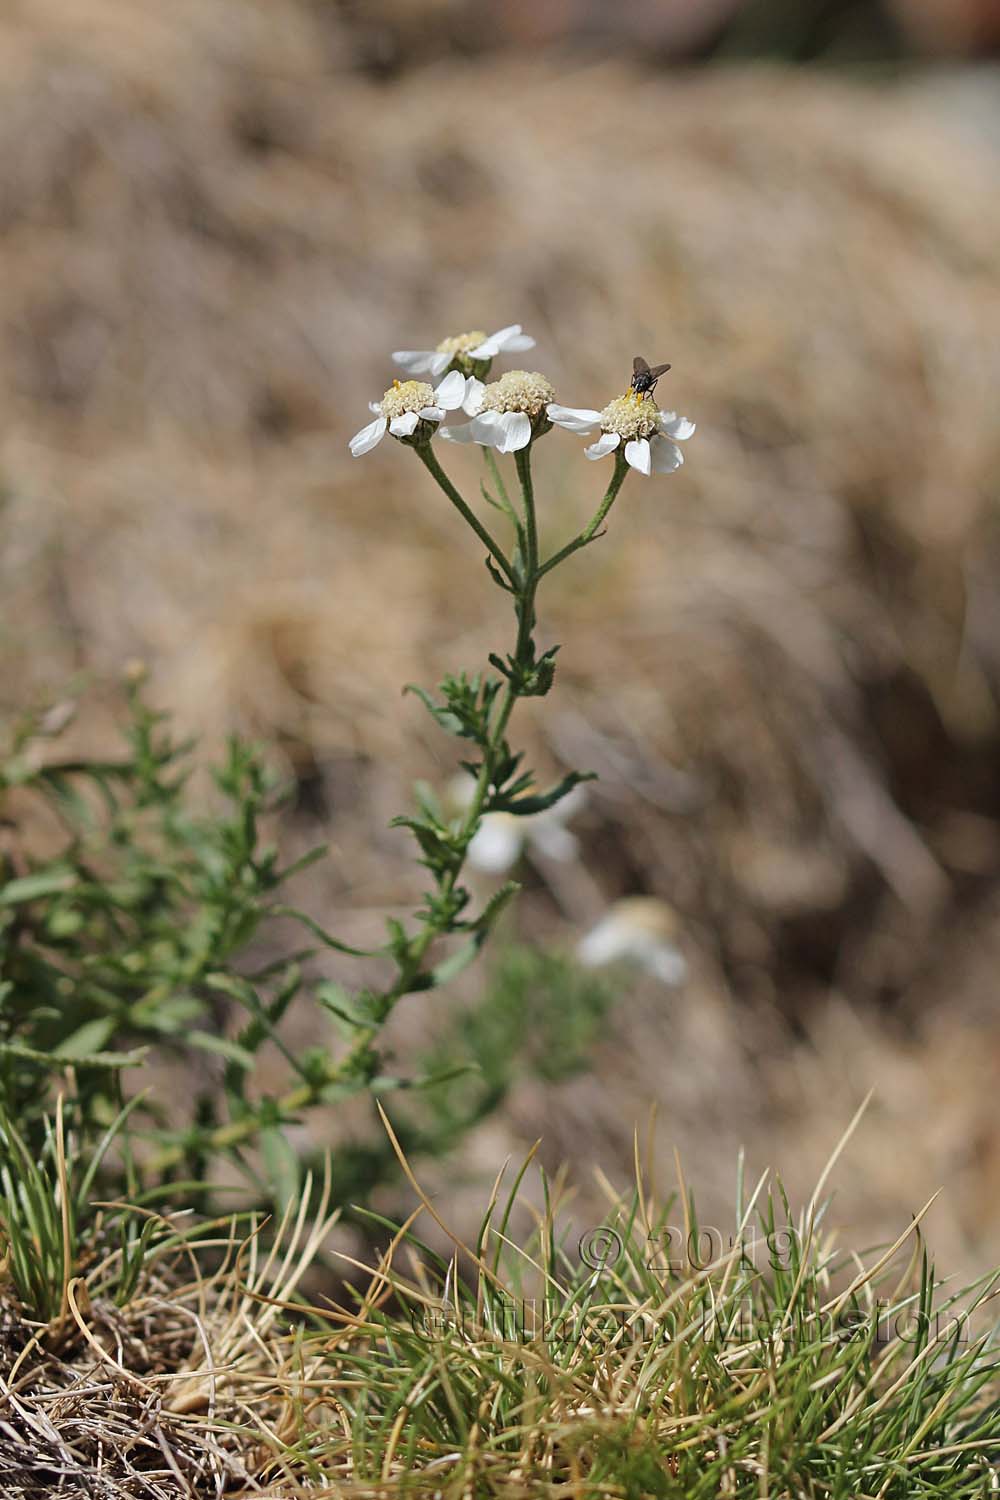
[
  {"left": 548, "top": 394, "right": 696, "bottom": 476},
  {"left": 348, "top": 371, "right": 472, "bottom": 458},
  {"left": 393, "top": 324, "right": 536, "bottom": 378}
]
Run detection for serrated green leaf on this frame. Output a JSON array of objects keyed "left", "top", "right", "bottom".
[{"left": 493, "top": 770, "right": 597, "bottom": 817}]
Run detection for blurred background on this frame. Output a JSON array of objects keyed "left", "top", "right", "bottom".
[{"left": 2, "top": 0, "right": 1000, "bottom": 1270}]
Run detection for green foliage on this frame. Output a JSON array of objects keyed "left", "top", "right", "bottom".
[
  {"left": 0, "top": 685, "right": 315, "bottom": 1153},
  {"left": 0, "top": 1099, "right": 183, "bottom": 1321}
]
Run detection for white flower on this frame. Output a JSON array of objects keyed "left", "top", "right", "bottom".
[
  {"left": 448, "top": 773, "right": 586, "bottom": 874},
  {"left": 393, "top": 325, "right": 536, "bottom": 379},
  {"left": 440, "top": 370, "right": 556, "bottom": 455},
  {"left": 577, "top": 897, "right": 687, "bottom": 986},
  {"left": 348, "top": 371, "right": 472, "bottom": 457},
  {"left": 548, "top": 392, "right": 695, "bottom": 476}
]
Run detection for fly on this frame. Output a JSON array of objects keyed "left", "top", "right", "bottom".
[{"left": 630, "top": 355, "right": 671, "bottom": 399}]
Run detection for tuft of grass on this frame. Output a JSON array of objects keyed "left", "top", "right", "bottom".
[
  {"left": 0, "top": 1105, "right": 340, "bottom": 1498},
  {"left": 4, "top": 1105, "right": 1000, "bottom": 1497},
  {"left": 293, "top": 1112, "right": 1000, "bottom": 1498}
]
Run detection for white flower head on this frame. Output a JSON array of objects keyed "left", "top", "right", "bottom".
[
  {"left": 548, "top": 390, "right": 696, "bottom": 476},
  {"left": 577, "top": 897, "right": 687, "bottom": 986},
  {"left": 348, "top": 370, "right": 471, "bottom": 457},
  {"left": 393, "top": 324, "right": 536, "bottom": 380},
  {"left": 447, "top": 772, "right": 585, "bottom": 874},
  {"left": 440, "top": 369, "right": 556, "bottom": 455}
]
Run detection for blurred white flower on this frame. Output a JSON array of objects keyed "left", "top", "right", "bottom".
[
  {"left": 393, "top": 324, "right": 536, "bottom": 379},
  {"left": 448, "top": 773, "right": 586, "bottom": 874},
  {"left": 348, "top": 372, "right": 472, "bottom": 457},
  {"left": 441, "top": 370, "right": 556, "bottom": 455},
  {"left": 548, "top": 393, "right": 695, "bottom": 476},
  {"left": 577, "top": 897, "right": 687, "bottom": 986}
]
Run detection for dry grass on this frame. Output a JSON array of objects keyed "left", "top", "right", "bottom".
[
  {"left": 4, "top": 1120, "right": 1000, "bottom": 1498},
  {"left": 0, "top": 1168, "right": 339, "bottom": 1499},
  {"left": 3, "top": 1, "right": 1000, "bottom": 1268}
]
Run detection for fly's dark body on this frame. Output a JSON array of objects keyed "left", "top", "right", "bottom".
[{"left": 630, "top": 355, "right": 671, "bottom": 398}]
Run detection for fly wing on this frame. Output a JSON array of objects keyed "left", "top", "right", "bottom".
[
  {"left": 632, "top": 355, "right": 650, "bottom": 376},
  {"left": 648, "top": 362, "right": 671, "bottom": 378}
]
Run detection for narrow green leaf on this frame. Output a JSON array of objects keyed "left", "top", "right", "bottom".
[
  {"left": 0, "top": 867, "right": 78, "bottom": 905},
  {"left": 56, "top": 1017, "right": 116, "bottom": 1058},
  {"left": 187, "top": 1030, "right": 257, "bottom": 1071}
]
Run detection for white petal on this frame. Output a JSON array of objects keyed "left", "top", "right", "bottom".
[
  {"left": 418, "top": 405, "right": 446, "bottom": 421},
  {"left": 392, "top": 349, "right": 435, "bottom": 373},
  {"left": 645, "top": 943, "right": 688, "bottom": 986},
  {"left": 624, "top": 438, "right": 651, "bottom": 475},
  {"left": 389, "top": 411, "right": 420, "bottom": 436},
  {"left": 463, "top": 377, "right": 486, "bottom": 416},
  {"left": 458, "top": 410, "right": 508, "bottom": 448},
  {"left": 547, "top": 404, "right": 601, "bottom": 434},
  {"left": 584, "top": 432, "right": 621, "bottom": 461},
  {"left": 434, "top": 369, "right": 468, "bottom": 411},
  {"left": 468, "top": 816, "right": 523, "bottom": 873},
  {"left": 649, "top": 434, "right": 684, "bottom": 473},
  {"left": 577, "top": 914, "right": 628, "bottom": 967},
  {"left": 368, "top": 401, "right": 383, "bottom": 415},
  {"left": 439, "top": 422, "right": 479, "bottom": 444},
  {"left": 470, "top": 323, "right": 518, "bottom": 358},
  {"left": 349, "top": 415, "right": 387, "bottom": 457},
  {"left": 393, "top": 349, "right": 451, "bottom": 377},
  {"left": 495, "top": 331, "right": 535, "bottom": 353},
  {"left": 658, "top": 411, "right": 696, "bottom": 441},
  {"left": 492, "top": 411, "right": 532, "bottom": 453}
]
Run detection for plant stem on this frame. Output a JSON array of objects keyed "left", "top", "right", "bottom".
[
  {"left": 482, "top": 449, "right": 524, "bottom": 550},
  {"left": 150, "top": 444, "right": 544, "bottom": 1178},
  {"left": 537, "top": 449, "right": 630, "bottom": 578},
  {"left": 416, "top": 445, "right": 515, "bottom": 585}
]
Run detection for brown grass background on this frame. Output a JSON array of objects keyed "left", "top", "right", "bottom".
[{"left": 3, "top": 0, "right": 1000, "bottom": 1272}]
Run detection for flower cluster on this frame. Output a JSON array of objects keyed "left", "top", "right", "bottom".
[{"left": 349, "top": 321, "right": 696, "bottom": 478}]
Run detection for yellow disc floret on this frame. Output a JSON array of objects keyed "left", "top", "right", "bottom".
[
  {"left": 600, "top": 391, "right": 660, "bottom": 441},
  {"left": 479, "top": 370, "right": 556, "bottom": 418},
  {"left": 380, "top": 379, "right": 436, "bottom": 420},
  {"left": 435, "top": 330, "right": 488, "bottom": 356}
]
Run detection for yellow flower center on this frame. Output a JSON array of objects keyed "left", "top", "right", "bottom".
[
  {"left": 380, "top": 379, "right": 435, "bottom": 420},
  {"left": 435, "top": 330, "right": 488, "bottom": 355},
  {"left": 599, "top": 390, "right": 659, "bottom": 441},
  {"left": 480, "top": 370, "right": 556, "bottom": 417}
]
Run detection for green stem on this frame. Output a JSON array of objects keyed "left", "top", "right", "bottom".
[
  {"left": 150, "top": 442, "right": 544, "bottom": 1179},
  {"left": 513, "top": 445, "right": 539, "bottom": 656},
  {"left": 417, "top": 444, "right": 515, "bottom": 585},
  {"left": 537, "top": 448, "right": 630, "bottom": 578},
  {"left": 482, "top": 448, "right": 524, "bottom": 550}
]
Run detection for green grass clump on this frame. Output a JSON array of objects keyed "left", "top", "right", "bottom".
[{"left": 303, "top": 1114, "right": 1000, "bottom": 1498}]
